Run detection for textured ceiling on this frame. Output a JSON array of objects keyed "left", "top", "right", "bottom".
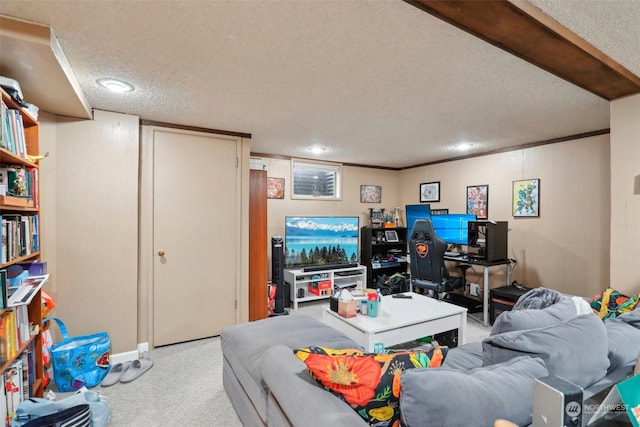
[{"left": 0, "top": 0, "right": 637, "bottom": 169}]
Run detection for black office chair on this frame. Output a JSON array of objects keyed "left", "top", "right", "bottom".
[{"left": 409, "top": 219, "right": 469, "bottom": 299}]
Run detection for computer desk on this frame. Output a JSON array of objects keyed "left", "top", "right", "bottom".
[{"left": 443, "top": 254, "right": 513, "bottom": 327}]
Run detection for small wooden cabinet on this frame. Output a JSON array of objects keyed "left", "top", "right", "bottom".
[{"left": 360, "top": 226, "right": 408, "bottom": 287}]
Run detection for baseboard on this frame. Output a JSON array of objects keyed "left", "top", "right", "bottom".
[
  {"left": 110, "top": 350, "right": 138, "bottom": 365},
  {"left": 110, "top": 342, "right": 150, "bottom": 365}
]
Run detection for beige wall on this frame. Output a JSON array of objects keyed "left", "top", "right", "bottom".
[
  {"left": 262, "top": 136, "right": 610, "bottom": 299},
  {"left": 39, "top": 110, "right": 139, "bottom": 353},
  {"left": 397, "top": 135, "right": 610, "bottom": 298},
  {"left": 610, "top": 93, "right": 640, "bottom": 295},
  {"left": 36, "top": 109, "right": 624, "bottom": 354}
]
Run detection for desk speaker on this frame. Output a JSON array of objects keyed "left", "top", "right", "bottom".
[{"left": 533, "top": 375, "right": 583, "bottom": 427}]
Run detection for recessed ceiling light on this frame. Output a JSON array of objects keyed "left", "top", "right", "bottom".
[
  {"left": 308, "top": 146, "right": 326, "bottom": 154},
  {"left": 97, "top": 78, "right": 134, "bottom": 93},
  {"left": 454, "top": 142, "right": 475, "bottom": 151}
]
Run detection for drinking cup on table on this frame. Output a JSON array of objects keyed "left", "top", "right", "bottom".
[{"left": 368, "top": 299, "right": 379, "bottom": 317}]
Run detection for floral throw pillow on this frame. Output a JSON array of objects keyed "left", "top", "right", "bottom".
[{"left": 293, "top": 345, "right": 448, "bottom": 426}]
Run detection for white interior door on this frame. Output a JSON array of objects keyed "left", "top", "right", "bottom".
[{"left": 153, "top": 129, "right": 239, "bottom": 347}]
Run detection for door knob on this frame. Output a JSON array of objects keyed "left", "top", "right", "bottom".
[{"left": 157, "top": 250, "right": 165, "bottom": 257}]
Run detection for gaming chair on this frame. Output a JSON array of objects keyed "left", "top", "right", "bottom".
[{"left": 409, "top": 219, "right": 469, "bottom": 299}]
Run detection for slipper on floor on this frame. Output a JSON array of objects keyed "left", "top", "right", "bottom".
[
  {"left": 100, "top": 361, "right": 132, "bottom": 387},
  {"left": 119, "top": 357, "right": 153, "bottom": 383}
]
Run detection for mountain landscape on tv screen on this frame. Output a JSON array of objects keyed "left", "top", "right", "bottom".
[
  {"left": 285, "top": 217, "right": 359, "bottom": 237},
  {"left": 284, "top": 217, "right": 359, "bottom": 267}
]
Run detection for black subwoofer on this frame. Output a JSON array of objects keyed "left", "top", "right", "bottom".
[{"left": 270, "top": 235, "right": 288, "bottom": 316}]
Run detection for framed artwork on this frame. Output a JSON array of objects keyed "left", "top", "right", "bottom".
[
  {"left": 513, "top": 178, "right": 540, "bottom": 217},
  {"left": 267, "top": 177, "right": 285, "bottom": 199},
  {"left": 420, "top": 181, "right": 440, "bottom": 203},
  {"left": 467, "top": 185, "right": 489, "bottom": 219},
  {"left": 431, "top": 208, "right": 449, "bottom": 215},
  {"left": 360, "top": 185, "right": 382, "bottom": 203}
]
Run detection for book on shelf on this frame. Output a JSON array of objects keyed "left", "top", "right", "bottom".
[
  {"left": 1, "top": 214, "right": 39, "bottom": 264},
  {"left": 19, "top": 350, "right": 29, "bottom": 401},
  {"left": 7, "top": 274, "right": 48, "bottom": 307},
  {"left": 0, "top": 269, "right": 6, "bottom": 310},
  {"left": 0, "top": 99, "right": 6, "bottom": 150},
  {"left": 2, "top": 109, "right": 27, "bottom": 159},
  {"left": 0, "top": 373, "right": 6, "bottom": 427},
  {"left": 4, "top": 359, "right": 23, "bottom": 422}
]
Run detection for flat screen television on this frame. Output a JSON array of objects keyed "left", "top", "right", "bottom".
[
  {"left": 284, "top": 216, "right": 359, "bottom": 269},
  {"left": 405, "top": 204, "right": 431, "bottom": 234},
  {"left": 431, "top": 214, "right": 477, "bottom": 245}
]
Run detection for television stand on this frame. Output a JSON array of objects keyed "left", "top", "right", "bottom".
[
  {"left": 302, "top": 262, "right": 359, "bottom": 272},
  {"left": 285, "top": 265, "right": 367, "bottom": 309}
]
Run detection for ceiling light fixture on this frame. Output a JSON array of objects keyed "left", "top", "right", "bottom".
[
  {"left": 97, "top": 78, "right": 134, "bottom": 93},
  {"left": 308, "top": 146, "right": 326, "bottom": 154},
  {"left": 454, "top": 142, "right": 475, "bottom": 151}
]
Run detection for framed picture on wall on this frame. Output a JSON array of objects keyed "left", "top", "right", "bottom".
[
  {"left": 466, "top": 185, "right": 489, "bottom": 219},
  {"left": 512, "top": 178, "right": 540, "bottom": 217},
  {"left": 267, "top": 177, "right": 285, "bottom": 199},
  {"left": 360, "top": 185, "right": 382, "bottom": 203},
  {"left": 420, "top": 181, "right": 440, "bottom": 203}
]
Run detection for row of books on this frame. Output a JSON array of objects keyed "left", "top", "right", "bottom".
[
  {"left": 0, "top": 214, "right": 39, "bottom": 265},
  {"left": 0, "top": 166, "right": 38, "bottom": 202},
  {"left": 0, "top": 100, "right": 28, "bottom": 160},
  {"left": 0, "top": 304, "right": 31, "bottom": 366},
  {"left": 0, "top": 348, "right": 34, "bottom": 426}
]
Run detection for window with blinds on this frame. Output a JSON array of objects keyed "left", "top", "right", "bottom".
[{"left": 291, "top": 159, "right": 342, "bottom": 200}]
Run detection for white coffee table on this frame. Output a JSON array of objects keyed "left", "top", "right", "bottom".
[{"left": 321, "top": 292, "right": 467, "bottom": 352}]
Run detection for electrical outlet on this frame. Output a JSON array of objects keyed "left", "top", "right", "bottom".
[{"left": 470, "top": 283, "right": 480, "bottom": 297}]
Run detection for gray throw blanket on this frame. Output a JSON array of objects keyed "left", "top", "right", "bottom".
[{"left": 513, "top": 287, "right": 563, "bottom": 310}]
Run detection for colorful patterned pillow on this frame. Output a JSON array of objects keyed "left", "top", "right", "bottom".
[{"left": 293, "top": 345, "right": 448, "bottom": 426}]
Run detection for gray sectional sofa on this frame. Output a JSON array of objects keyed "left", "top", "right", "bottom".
[{"left": 221, "top": 294, "right": 640, "bottom": 427}]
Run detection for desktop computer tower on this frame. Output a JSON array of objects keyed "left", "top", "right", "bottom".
[
  {"left": 533, "top": 376, "right": 583, "bottom": 427},
  {"left": 467, "top": 221, "right": 508, "bottom": 262}
]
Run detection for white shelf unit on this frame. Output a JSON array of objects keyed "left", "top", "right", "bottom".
[{"left": 285, "top": 265, "right": 367, "bottom": 309}]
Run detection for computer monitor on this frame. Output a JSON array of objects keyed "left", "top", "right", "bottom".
[
  {"left": 405, "top": 204, "right": 431, "bottom": 234},
  {"left": 431, "top": 214, "right": 476, "bottom": 245}
]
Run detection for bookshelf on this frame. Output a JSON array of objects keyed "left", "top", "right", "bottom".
[
  {"left": 0, "top": 86, "right": 44, "bottom": 413},
  {"left": 360, "top": 226, "right": 408, "bottom": 287}
]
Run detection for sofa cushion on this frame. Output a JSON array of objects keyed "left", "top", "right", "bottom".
[
  {"left": 618, "top": 304, "right": 640, "bottom": 328},
  {"left": 490, "top": 295, "right": 577, "bottom": 335},
  {"left": 261, "top": 345, "right": 369, "bottom": 427},
  {"left": 482, "top": 313, "right": 609, "bottom": 389},
  {"left": 400, "top": 356, "right": 547, "bottom": 427},
  {"left": 221, "top": 315, "right": 362, "bottom": 423},
  {"left": 441, "top": 342, "right": 483, "bottom": 371},
  {"left": 605, "top": 318, "right": 640, "bottom": 373},
  {"left": 294, "top": 345, "right": 447, "bottom": 426}
]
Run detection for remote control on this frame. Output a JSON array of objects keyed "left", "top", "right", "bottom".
[{"left": 392, "top": 294, "right": 412, "bottom": 299}]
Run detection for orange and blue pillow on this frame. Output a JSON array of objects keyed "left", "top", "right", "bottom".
[{"left": 294, "top": 345, "right": 448, "bottom": 426}]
